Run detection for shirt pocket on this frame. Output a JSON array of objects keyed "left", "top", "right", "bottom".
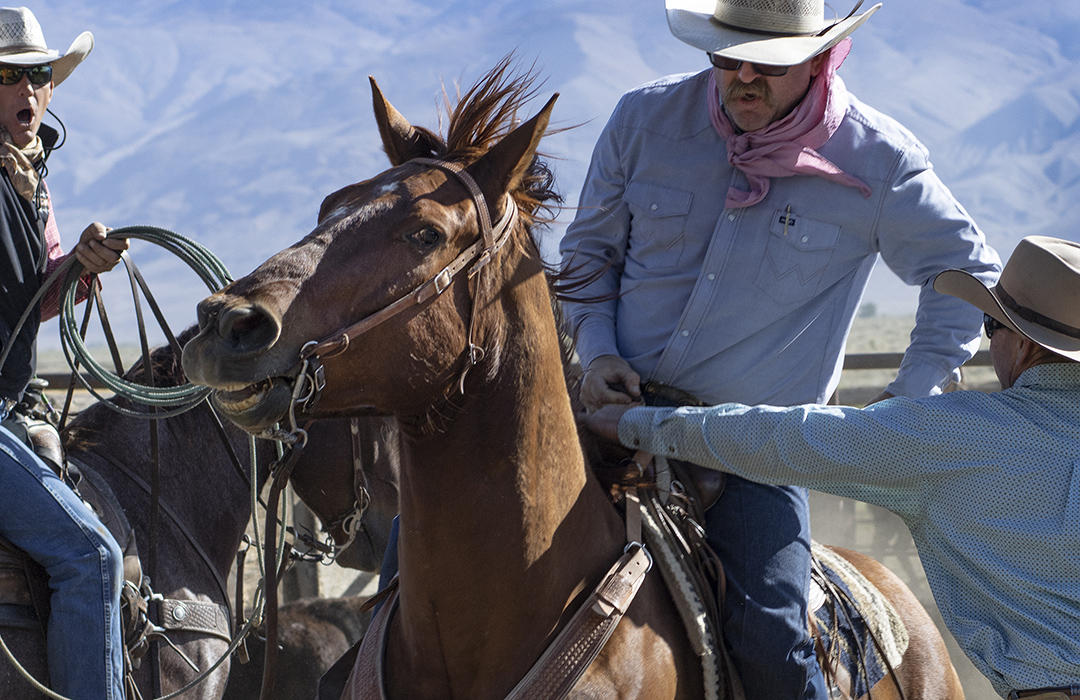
[
  {"left": 754, "top": 208, "right": 841, "bottom": 305},
  {"left": 624, "top": 181, "right": 693, "bottom": 271}
]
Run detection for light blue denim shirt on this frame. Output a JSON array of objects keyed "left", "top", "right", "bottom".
[
  {"left": 618, "top": 363, "right": 1080, "bottom": 697},
  {"left": 560, "top": 69, "right": 1002, "bottom": 405}
]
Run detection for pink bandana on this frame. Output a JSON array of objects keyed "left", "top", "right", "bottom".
[{"left": 707, "top": 39, "right": 872, "bottom": 209}]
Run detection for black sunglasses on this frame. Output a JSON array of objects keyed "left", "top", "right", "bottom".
[
  {"left": 983, "top": 313, "right": 1006, "bottom": 339},
  {"left": 707, "top": 52, "right": 790, "bottom": 77},
  {"left": 0, "top": 64, "right": 53, "bottom": 87}
]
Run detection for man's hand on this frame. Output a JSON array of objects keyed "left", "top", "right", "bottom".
[
  {"left": 580, "top": 354, "right": 641, "bottom": 412},
  {"left": 579, "top": 403, "right": 634, "bottom": 442},
  {"left": 74, "top": 222, "right": 128, "bottom": 274}
]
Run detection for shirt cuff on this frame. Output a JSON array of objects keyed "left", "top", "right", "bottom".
[
  {"left": 617, "top": 406, "right": 671, "bottom": 451},
  {"left": 886, "top": 360, "right": 960, "bottom": 398}
]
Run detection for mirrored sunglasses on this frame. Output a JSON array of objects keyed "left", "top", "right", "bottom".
[
  {"left": 0, "top": 64, "right": 53, "bottom": 87},
  {"left": 707, "top": 52, "right": 789, "bottom": 77}
]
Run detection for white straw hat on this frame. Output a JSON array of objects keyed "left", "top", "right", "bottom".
[
  {"left": 0, "top": 6, "right": 92, "bottom": 86},
  {"left": 667, "top": 0, "right": 881, "bottom": 66},
  {"left": 934, "top": 236, "right": 1080, "bottom": 361}
]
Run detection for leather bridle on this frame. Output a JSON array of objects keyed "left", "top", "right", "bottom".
[
  {"left": 259, "top": 157, "right": 517, "bottom": 446},
  {"left": 298, "top": 157, "right": 518, "bottom": 376}
]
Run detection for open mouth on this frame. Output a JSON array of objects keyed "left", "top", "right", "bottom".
[
  {"left": 16, "top": 108, "right": 32, "bottom": 125},
  {"left": 210, "top": 376, "right": 297, "bottom": 432}
]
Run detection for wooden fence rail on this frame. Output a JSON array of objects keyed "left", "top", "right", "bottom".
[{"left": 35, "top": 350, "right": 992, "bottom": 394}]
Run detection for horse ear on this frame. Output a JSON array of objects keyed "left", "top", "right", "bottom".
[
  {"left": 370, "top": 76, "right": 433, "bottom": 166},
  {"left": 468, "top": 93, "right": 559, "bottom": 209}
]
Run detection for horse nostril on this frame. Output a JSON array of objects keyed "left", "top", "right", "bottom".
[
  {"left": 218, "top": 304, "right": 281, "bottom": 354},
  {"left": 196, "top": 299, "right": 220, "bottom": 332}
]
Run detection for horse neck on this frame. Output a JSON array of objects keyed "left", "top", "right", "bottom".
[
  {"left": 391, "top": 260, "right": 625, "bottom": 692},
  {"left": 79, "top": 406, "right": 256, "bottom": 581}
]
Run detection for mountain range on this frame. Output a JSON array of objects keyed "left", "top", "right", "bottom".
[{"left": 30, "top": 0, "right": 1079, "bottom": 347}]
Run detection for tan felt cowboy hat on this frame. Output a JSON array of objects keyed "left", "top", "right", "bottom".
[
  {"left": 0, "top": 6, "right": 92, "bottom": 86},
  {"left": 935, "top": 236, "right": 1080, "bottom": 361},
  {"left": 667, "top": 0, "right": 882, "bottom": 67}
]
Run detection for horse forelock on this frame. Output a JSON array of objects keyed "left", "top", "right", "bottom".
[{"left": 419, "top": 56, "right": 563, "bottom": 248}]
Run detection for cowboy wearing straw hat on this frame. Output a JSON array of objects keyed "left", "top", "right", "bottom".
[
  {"left": 582, "top": 235, "right": 1080, "bottom": 699},
  {"left": 0, "top": 6, "right": 127, "bottom": 699},
  {"left": 560, "top": 0, "right": 1001, "bottom": 695}
]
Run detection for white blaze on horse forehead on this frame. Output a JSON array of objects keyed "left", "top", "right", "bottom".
[{"left": 323, "top": 182, "right": 402, "bottom": 227}]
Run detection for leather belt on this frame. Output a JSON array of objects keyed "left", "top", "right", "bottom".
[{"left": 1009, "top": 686, "right": 1080, "bottom": 699}]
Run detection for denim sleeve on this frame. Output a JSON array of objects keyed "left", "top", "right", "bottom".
[
  {"left": 874, "top": 144, "right": 1002, "bottom": 397},
  {"left": 618, "top": 401, "right": 929, "bottom": 519},
  {"left": 558, "top": 100, "right": 631, "bottom": 370}
]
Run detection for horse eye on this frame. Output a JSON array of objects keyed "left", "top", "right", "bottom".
[{"left": 409, "top": 227, "right": 443, "bottom": 248}]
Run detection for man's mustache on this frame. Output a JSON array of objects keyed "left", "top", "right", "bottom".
[{"left": 724, "top": 79, "right": 770, "bottom": 102}]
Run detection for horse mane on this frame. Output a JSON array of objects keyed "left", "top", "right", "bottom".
[
  {"left": 434, "top": 58, "right": 611, "bottom": 382},
  {"left": 413, "top": 56, "right": 584, "bottom": 384}
]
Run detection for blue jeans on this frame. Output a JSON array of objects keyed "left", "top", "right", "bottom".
[
  {"left": 0, "top": 426, "right": 125, "bottom": 700},
  {"left": 706, "top": 473, "right": 826, "bottom": 699},
  {"left": 379, "top": 515, "right": 399, "bottom": 595},
  {"left": 373, "top": 515, "right": 400, "bottom": 618}
]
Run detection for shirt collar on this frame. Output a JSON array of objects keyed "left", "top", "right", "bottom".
[{"left": 1013, "top": 362, "right": 1080, "bottom": 389}]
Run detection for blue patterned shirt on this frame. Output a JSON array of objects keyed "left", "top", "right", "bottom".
[{"left": 618, "top": 363, "right": 1080, "bottom": 697}]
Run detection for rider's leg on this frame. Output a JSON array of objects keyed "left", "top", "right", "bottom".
[
  {"left": 371, "top": 514, "right": 400, "bottom": 617},
  {"left": 0, "top": 427, "right": 125, "bottom": 700},
  {"left": 705, "top": 474, "right": 827, "bottom": 699}
]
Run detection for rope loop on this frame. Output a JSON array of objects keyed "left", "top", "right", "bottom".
[{"left": 56, "top": 225, "right": 233, "bottom": 417}]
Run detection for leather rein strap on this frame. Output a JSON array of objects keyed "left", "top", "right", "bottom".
[{"left": 299, "top": 158, "right": 517, "bottom": 365}]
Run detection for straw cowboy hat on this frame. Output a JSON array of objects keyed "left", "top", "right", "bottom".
[
  {"left": 667, "top": 0, "right": 881, "bottom": 66},
  {"left": 0, "top": 6, "right": 92, "bottom": 86},
  {"left": 934, "top": 236, "right": 1080, "bottom": 361}
]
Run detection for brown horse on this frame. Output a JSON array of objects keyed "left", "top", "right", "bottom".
[
  {"left": 0, "top": 332, "right": 396, "bottom": 699},
  {"left": 181, "top": 60, "right": 962, "bottom": 698}
]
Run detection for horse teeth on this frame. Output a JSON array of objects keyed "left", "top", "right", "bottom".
[{"left": 216, "top": 384, "right": 268, "bottom": 412}]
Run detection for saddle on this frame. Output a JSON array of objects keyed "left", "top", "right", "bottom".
[{"left": 591, "top": 440, "right": 910, "bottom": 699}]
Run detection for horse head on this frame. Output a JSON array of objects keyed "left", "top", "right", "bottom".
[{"left": 182, "top": 60, "right": 558, "bottom": 434}]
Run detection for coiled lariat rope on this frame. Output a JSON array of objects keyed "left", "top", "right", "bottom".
[
  {"left": 0, "top": 226, "right": 301, "bottom": 700},
  {"left": 59, "top": 225, "right": 232, "bottom": 417}
]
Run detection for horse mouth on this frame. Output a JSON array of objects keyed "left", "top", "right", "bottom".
[{"left": 210, "top": 377, "right": 296, "bottom": 432}]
